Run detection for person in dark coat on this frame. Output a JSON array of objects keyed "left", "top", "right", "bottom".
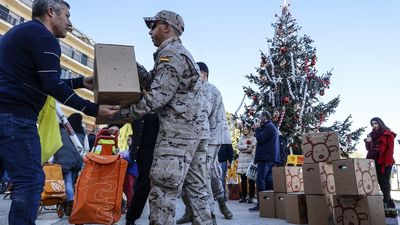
[
  {"left": 125, "top": 113, "right": 159, "bottom": 225},
  {"left": 218, "top": 143, "right": 234, "bottom": 199},
  {"left": 53, "top": 113, "right": 84, "bottom": 215},
  {"left": 249, "top": 111, "right": 280, "bottom": 211}
]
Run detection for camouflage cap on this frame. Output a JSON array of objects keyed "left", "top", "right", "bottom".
[{"left": 144, "top": 10, "right": 185, "bottom": 35}]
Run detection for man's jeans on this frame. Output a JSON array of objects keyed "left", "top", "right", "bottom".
[
  {"left": 0, "top": 113, "right": 45, "bottom": 225},
  {"left": 256, "top": 161, "right": 275, "bottom": 194},
  {"left": 220, "top": 161, "right": 228, "bottom": 194}
]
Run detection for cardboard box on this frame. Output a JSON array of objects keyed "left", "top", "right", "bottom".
[
  {"left": 302, "top": 131, "right": 340, "bottom": 164},
  {"left": 273, "top": 166, "right": 304, "bottom": 193},
  {"left": 259, "top": 191, "right": 275, "bottom": 218},
  {"left": 274, "top": 192, "right": 286, "bottom": 219},
  {"left": 93, "top": 44, "right": 141, "bottom": 124},
  {"left": 303, "top": 162, "right": 336, "bottom": 195},
  {"left": 306, "top": 195, "right": 335, "bottom": 225},
  {"left": 333, "top": 195, "right": 385, "bottom": 225},
  {"left": 333, "top": 158, "right": 380, "bottom": 195},
  {"left": 285, "top": 193, "right": 307, "bottom": 224}
]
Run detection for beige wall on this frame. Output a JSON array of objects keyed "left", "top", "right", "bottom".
[{"left": 0, "top": 0, "right": 96, "bottom": 127}]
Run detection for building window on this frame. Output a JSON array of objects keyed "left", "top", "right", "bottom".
[
  {"left": 81, "top": 54, "right": 88, "bottom": 66},
  {"left": 59, "top": 41, "right": 93, "bottom": 69},
  {"left": 60, "top": 66, "right": 83, "bottom": 79},
  {"left": 0, "top": 5, "right": 9, "bottom": 21}
]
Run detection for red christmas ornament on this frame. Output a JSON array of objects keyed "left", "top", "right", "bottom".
[
  {"left": 319, "top": 90, "right": 325, "bottom": 96},
  {"left": 280, "top": 47, "right": 287, "bottom": 54},
  {"left": 246, "top": 140, "right": 252, "bottom": 145},
  {"left": 311, "top": 56, "right": 316, "bottom": 66},
  {"left": 282, "top": 96, "right": 290, "bottom": 105},
  {"left": 252, "top": 95, "right": 258, "bottom": 101}
]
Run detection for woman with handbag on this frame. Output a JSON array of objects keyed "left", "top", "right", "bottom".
[
  {"left": 364, "top": 117, "right": 396, "bottom": 209},
  {"left": 237, "top": 124, "right": 257, "bottom": 203},
  {"left": 53, "top": 113, "right": 85, "bottom": 216}
]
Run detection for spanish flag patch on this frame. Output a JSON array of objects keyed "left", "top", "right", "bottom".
[{"left": 160, "top": 56, "right": 171, "bottom": 62}]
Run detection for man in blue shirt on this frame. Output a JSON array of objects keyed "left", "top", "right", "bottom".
[{"left": 0, "top": 1, "right": 120, "bottom": 224}]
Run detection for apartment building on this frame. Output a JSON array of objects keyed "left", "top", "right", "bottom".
[{"left": 0, "top": 0, "right": 97, "bottom": 130}]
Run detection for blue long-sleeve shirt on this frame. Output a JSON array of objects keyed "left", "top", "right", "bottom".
[
  {"left": 0, "top": 20, "right": 98, "bottom": 121},
  {"left": 254, "top": 120, "right": 280, "bottom": 163}
]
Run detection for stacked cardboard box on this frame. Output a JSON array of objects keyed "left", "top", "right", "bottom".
[
  {"left": 301, "top": 131, "right": 340, "bottom": 225},
  {"left": 258, "top": 165, "right": 305, "bottom": 223},
  {"left": 332, "top": 158, "right": 385, "bottom": 225},
  {"left": 260, "top": 131, "right": 386, "bottom": 225},
  {"left": 302, "top": 131, "right": 386, "bottom": 225}
]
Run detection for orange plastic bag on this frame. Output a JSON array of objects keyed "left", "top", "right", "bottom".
[{"left": 69, "top": 152, "right": 127, "bottom": 225}]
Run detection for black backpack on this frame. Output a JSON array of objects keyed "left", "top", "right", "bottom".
[{"left": 277, "top": 135, "right": 289, "bottom": 166}]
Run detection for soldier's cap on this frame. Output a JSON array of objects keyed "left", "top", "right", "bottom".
[{"left": 144, "top": 10, "right": 184, "bottom": 35}]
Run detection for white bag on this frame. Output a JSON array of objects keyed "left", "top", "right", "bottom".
[{"left": 246, "top": 163, "right": 257, "bottom": 180}]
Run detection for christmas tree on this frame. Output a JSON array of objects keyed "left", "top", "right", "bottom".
[{"left": 241, "top": 2, "right": 365, "bottom": 157}]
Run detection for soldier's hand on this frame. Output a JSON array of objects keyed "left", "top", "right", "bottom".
[
  {"left": 83, "top": 76, "right": 94, "bottom": 91},
  {"left": 98, "top": 105, "right": 120, "bottom": 118}
]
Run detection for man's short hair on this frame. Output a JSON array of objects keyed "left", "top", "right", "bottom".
[
  {"left": 196, "top": 62, "right": 209, "bottom": 74},
  {"left": 261, "top": 111, "right": 271, "bottom": 120},
  {"left": 32, "top": 0, "right": 70, "bottom": 19}
]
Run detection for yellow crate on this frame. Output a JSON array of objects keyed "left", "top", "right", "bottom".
[{"left": 286, "top": 155, "right": 304, "bottom": 166}]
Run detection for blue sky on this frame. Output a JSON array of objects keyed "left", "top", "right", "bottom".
[{"left": 69, "top": 0, "right": 400, "bottom": 155}]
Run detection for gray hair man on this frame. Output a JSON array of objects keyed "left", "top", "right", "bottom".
[{"left": 0, "top": 1, "right": 119, "bottom": 224}]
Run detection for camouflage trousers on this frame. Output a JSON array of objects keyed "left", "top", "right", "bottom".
[
  {"left": 181, "top": 144, "right": 225, "bottom": 213},
  {"left": 148, "top": 138, "right": 212, "bottom": 225}
]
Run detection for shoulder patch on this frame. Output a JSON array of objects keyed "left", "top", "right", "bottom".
[{"left": 160, "top": 56, "right": 172, "bottom": 62}]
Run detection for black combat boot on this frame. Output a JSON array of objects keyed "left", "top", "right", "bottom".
[{"left": 217, "top": 197, "right": 233, "bottom": 219}]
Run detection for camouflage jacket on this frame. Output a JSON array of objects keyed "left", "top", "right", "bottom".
[
  {"left": 204, "top": 82, "right": 232, "bottom": 145},
  {"left": 131, "top": 37, "right": 209, "bottom": 139}
]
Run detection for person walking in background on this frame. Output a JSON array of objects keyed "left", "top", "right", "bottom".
[
  {"left": 364, "top": 117, "right": 396, "bottom": 209},
  {"left": 177, "top": 62, "right": 233, "bottom": 224},
  {"left": 53, "top": 113, "right": 84, "bottom": 216},
  {"left": 218, "top": 143, "right": 234, "bottom": 200},
  {"left": 0, "top": 1, "right": 119, "bottom": 223},
  {"left": 120, "top": 135, "right": 138, "bottom": 213},
  {"left": 249, "top": 111, "right": 280, "bottom": 211},
  {"left": 237, "top": 124, "right": 257, "bottom": 204},
  {"left": 125, "top": 114, "right": 159, "bottom": 225}
]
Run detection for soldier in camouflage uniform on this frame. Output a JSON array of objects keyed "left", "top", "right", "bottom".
[
  {"left": 178, "top": 62, "right": 233, "bottom": 224},
  {"left": 121, "top": 10, "right": 212, "bottom": 225}
]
